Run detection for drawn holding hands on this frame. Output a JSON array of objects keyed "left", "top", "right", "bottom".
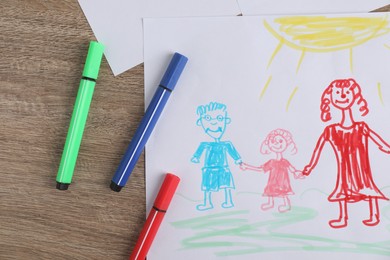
[
  {"left": 235, "top": 159, "right": 243, "bottom": 165},
  {"left": 240, "top": 162, "right": 264, "bottom": 172},
  {"left": 293, "top": 170, "right": 305, "bottom": 179},
  {"left": 191, "top": 156, "right": 200, "bottom": 163},
  {"left": 302, "top": 165, "right": 313, "bottom": 176}
]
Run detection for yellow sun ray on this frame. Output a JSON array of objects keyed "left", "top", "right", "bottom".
[
  {"left": 286, "top": 87, "right": 298, "bottom": 111},
  {"left": 296, "top": 49, "right": 306, "bottom": 73},
  {"left": 377, "top": 82, "right": 384, "bottom": 105},
  {"left": 267, "top": 41, "right": 284, "bottom": 68},
  {"left": 259, "top": 75, "right": 272, "bottom": 101},
  {"left": 384, "top": 44, "right": 390, "bottom": 50}
]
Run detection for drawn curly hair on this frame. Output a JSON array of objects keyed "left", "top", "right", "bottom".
[
  {"left": 261, "top": 128, "right": 298, "bottom": 155},
  {"left": 320, "top": 78, "right": 369, "bottom": 122}
]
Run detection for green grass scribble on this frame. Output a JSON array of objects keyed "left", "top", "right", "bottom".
[{"left": 171, "top": 207, "right": 390, "bottom": 257}]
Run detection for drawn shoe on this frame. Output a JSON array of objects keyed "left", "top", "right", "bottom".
[
  {"left": 328, "top": 218, "right": 348, "bottom": 228},
  {"left": 221, "top": 202, "right": 234, "bottom": 208},
  {"left": 278, "top": 205, "right": 291, "bottom": 213},
  {"left": 196, "top": 204, "right": 214, "bottom": 211},
  {"left": 362, "top": 214, "right": 380, "bottom": 226},
  {"left": 261, "top": 203, "right": 274, "bottom": 211}
]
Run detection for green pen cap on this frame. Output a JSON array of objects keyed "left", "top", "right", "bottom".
[{"left": 82, "top": 41, "right": 105, "bottom": 79}]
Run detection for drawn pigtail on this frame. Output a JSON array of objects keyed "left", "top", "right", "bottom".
[
  {"left": 320, "top": 83, "right": 333, "bottom": 122},
  {"left": 261, "top": 129, "right": 278, "bottom": 155},
  {"left": 349, "top": 79, "right": 369, "bottom": 117},
  {"left": 289, "top": 141, "right": 298, "bottom": 155},
  {"left": 260, "top": 139, "right": 271, "bottom": 154}
]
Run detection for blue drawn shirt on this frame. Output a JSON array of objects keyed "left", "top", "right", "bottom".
[
  {"left": 193, "top": 141, "right": 241, "bottom": 191},
  {"left": 193, "top": 141, "right": 241, "bottom": 168}
]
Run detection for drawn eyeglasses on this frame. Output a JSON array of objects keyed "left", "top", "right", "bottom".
[{"left": 202, "top": 115, "right": 225, "bottom": 122}]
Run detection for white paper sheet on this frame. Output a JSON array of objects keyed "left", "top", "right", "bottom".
[
  {"left": 237, "top": 0, "right": 390, "bottom": 15},
  {"left": 77, "top": 0, "right": 240, "bottom": 75},
  {"left": 144, "top": 13, "right": 390, "bottom": 259}
]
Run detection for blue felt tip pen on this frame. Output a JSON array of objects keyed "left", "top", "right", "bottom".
[{"left": 110, "top": 52, "right": 188, "bottom": 192}]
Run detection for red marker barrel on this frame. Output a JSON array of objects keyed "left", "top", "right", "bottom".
[{"left": 130, "top": 173, "right": 180, "bottom": 260}]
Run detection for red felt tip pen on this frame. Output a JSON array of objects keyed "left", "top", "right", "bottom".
[{"left": 130, "top": 173, "right": 180, "bottom": 260}]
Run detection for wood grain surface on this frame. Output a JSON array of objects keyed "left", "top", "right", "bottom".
[{"left": 0, "top": 1, "right": 389, "bottom": 259}]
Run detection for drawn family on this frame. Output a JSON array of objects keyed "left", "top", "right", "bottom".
[{"left": 190, "top": 78, "right": 390, "bottom": 229}]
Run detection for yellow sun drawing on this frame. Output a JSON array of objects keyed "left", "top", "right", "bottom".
[{"left": 259, "top": 15, "right": 390, "bottom": 110}]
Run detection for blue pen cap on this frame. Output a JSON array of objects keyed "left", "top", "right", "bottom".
[{"left": 159, "top": 52, "right": 188, "bottom": 91}]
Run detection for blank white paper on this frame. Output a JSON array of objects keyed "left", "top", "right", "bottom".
[{"left": 77, "top": 0, "right": 240, "bottom": 75}]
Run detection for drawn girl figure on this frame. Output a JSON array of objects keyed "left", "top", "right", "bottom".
[
  {"left": 303, "top": 78, "right": 390, "bottom": 228},
  {"left": 241, "top": 129, "right": 303, "bottom": 213},
  {"left": 191, "top": 102, "right": 242, "bottom": 211}
]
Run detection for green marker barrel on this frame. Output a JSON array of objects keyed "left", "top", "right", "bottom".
[{"left": 56, "top": 41, "right": 104, "bottom": 190}]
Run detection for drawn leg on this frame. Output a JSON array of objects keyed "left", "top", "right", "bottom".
[
  {"left": 261, "top": 196, "right": 274, "bottom": 211},
  {"left": 221, "top": 188, "right": 234, "bottom": 208},
  {"left": 278, "top": 196, "right": 291, "bottom": 213},
  {"left": 329, "top": 200, "right": 348, "bottom": 228},
  {"left": 196, "top": 191, "right": 214, "bottom": 211},
  {"left": 363, "top": 197, "right": 380, "bottom": 226}
]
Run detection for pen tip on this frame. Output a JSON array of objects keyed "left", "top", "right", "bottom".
[
  {"left": 56, "top": 182, "right": 69, "bottom": 190},
  {"left": 110, "top": 181, "right": 123, "bottom": 192}
]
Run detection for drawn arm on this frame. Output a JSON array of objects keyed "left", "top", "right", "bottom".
[
  {"left": 368, "top": 128, "right": 390, "bottom": 154},
  {"left": 191, "top": 142, "right": 207, "bottom": 163},
  {"left": 303, "top": 133, "right": 326, "bottom": 176},
  {"left": 240, "top": 162, "right": 264, "bottom": 172},
  {"left": 226, "top": 141, "right": 242, "bottom": 164},
  {"left": 288, "top": 163, "right": 305, "bottom": 179}
]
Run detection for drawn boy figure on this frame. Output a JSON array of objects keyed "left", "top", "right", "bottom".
[{"left": 191, "top": 102, "right": 242, "bottom": 211}]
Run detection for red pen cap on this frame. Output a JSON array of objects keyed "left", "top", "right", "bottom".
[{"left": 154, "top": 173, "right": 180, "bottom": 211}]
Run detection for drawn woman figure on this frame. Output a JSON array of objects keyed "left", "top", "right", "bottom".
[
  {"left": 241, "top": 129, "right": 303, "bottom": 213},
  {"left": 303, "top": 78, "right": 390, "bottom": 228}
]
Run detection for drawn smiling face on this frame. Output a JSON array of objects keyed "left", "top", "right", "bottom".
[
  {"left": 331, "top": 84, "right": 355, "bottom": 110},
  {"left": 199, "top": 110, "right": 229, "bottom": 140},
  {"left": 269, "top": 135, "right": 288, "bottom": 153}
]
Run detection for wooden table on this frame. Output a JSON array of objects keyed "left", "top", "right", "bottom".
[{"left": 0, "top": 1, "right": 389, "bottom": 259}]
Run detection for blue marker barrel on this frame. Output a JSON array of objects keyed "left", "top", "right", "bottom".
[{"left": 111, "top": 53, "right": 188, "bottom": 192}]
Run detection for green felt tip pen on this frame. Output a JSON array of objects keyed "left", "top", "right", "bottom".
[{"left": 56, "top": 41, "right": 104, "bottom": 190}]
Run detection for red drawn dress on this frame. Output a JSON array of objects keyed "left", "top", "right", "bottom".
[
  {"left": 323, "top": 122, "right": 389, "bottom": 202},
  {"left": 262, "top": 158, "right": 294, "bottom": 197}
]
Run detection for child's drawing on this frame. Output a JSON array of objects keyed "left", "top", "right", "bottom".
[
  {"left": 303, "top": 78, "right": 390, "bottom": 228},
  {"left": 241, "top": 129, "right": 304, "bottom": 213},
  {"left": 191, "top": 102, "right": 242, "bottom": 211},
  {"left": 144, "top": 13, "right": 390, "bottom": 260}
]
